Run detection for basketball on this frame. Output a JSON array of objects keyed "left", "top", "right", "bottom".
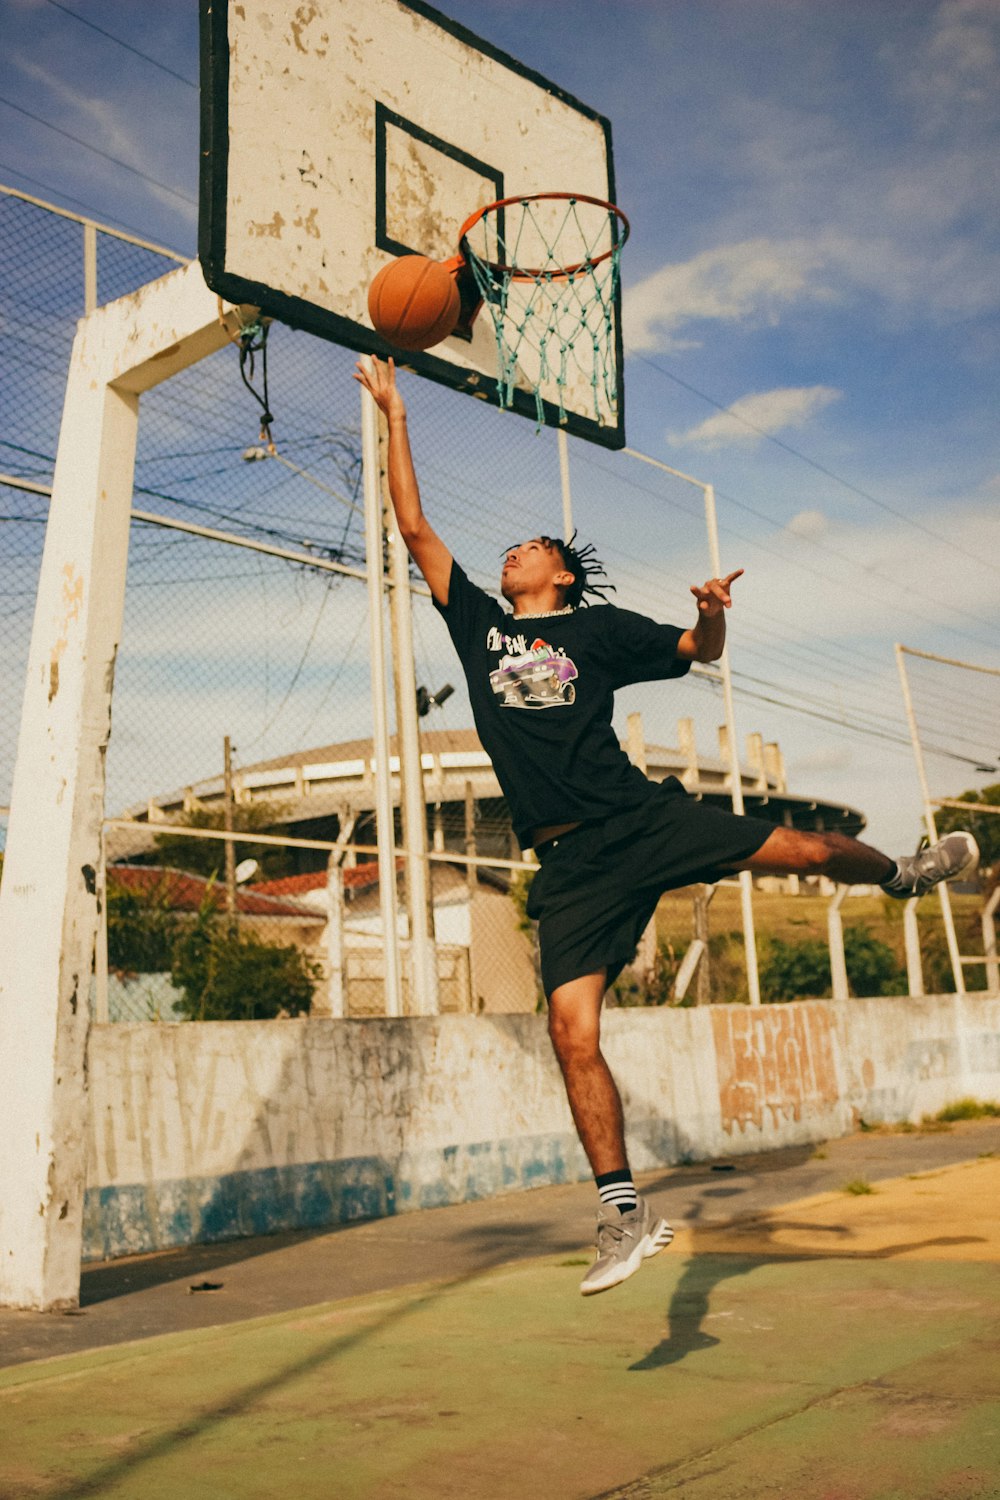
[{"left": 367, "top": 255, "right": 461, "bottom": 351}]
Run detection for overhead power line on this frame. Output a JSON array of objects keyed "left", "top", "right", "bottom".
[
  {"left": 0, "top": 96, "right": 196, "bottom": 207},
  {"left": 636, "top": 353, "right": 1000, "bottom": 579},
  {"left": 578, "top": 447, "right": 1000, "bottom": 652},
  {"left": 41, "top": 0, "right": 198, "bottom": 89}
]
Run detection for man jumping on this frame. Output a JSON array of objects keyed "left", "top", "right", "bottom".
[{"left": 354, "top": 355, "right": 979, "bottom": 1296}]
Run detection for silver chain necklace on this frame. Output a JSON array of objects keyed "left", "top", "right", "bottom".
[{"left": 509, "top": 605, "right": 575, "bottom": 620}]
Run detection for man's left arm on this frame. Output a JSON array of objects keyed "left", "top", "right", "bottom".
[{"left": 676, "top": 568, "right": 744, "bottom": 663}]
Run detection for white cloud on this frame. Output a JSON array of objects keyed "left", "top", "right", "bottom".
[
  {"left": 624, "top": 239, "right": 829, "bottom": 353},
  {"left": 786, "top": 510, "right": 829, "bottom": 540},
  {"left": 891, "top": 0, "right": 1000, "bottom": 133},
  {"left": 669, "top": 386, "right": 841, "bottom": 450},
  {"left": 11, "top": 54, "right": 196, "bottom": 223}
]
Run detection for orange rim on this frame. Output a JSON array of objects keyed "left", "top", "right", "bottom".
[{"left": 453, "top": 192, "right": 630, "bottom": 281}]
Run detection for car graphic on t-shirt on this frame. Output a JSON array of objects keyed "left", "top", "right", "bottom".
[{"left": 489, "top": 639, "right": 578, "bottom": 709}]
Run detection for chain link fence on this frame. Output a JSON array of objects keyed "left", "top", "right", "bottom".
[{"left": 7, "top": 183, "right": 991, "bottom": 1019}]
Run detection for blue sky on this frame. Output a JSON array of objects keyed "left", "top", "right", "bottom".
[{"left": 2, "top": 0, "right": 998, "bottom": 852}]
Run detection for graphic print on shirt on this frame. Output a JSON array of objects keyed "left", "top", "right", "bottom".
[{"left": 486, "top": 627, "right": 578, "bottom": 710}]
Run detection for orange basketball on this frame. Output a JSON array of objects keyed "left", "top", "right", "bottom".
[{"left": 367, "top": 255, "right": 461, "bottom": 351}]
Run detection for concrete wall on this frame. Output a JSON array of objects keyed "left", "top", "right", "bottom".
[{"left": 82, "top": 994, "right": 1000, "bottom": 1261}]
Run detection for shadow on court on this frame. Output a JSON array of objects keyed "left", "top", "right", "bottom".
[
  {"left": 39, "top": 1248, "right": 525, "bottom": 1500},
  {"left": 630, "top": 1209, "right": 987, "bottom": 1372}
]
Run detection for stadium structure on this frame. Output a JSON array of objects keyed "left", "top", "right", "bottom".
[{"left": 114, "top": 717, "right": 865, "bottom": 871}]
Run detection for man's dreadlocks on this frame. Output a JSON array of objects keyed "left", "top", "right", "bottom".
[{"left": 541, "top": 532, "right": 615, "bottom": 608}]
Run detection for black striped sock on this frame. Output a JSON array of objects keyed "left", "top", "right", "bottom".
[{"left": 595, "top": 1168, "right": 637, "bottom": 1216}]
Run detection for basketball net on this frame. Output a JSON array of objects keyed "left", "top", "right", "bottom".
[{"left": 457, "top": 194, "right": 628, "bottom": 430}]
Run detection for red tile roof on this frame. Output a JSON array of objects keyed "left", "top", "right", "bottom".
[
  {"left": 107, "top": 865, "right": 323, "bottom": 919},
  {"left": 251, "top": 861, "right": 405, "bottom": 897}
]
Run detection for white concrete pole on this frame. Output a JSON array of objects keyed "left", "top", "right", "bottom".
[
  {"left": 360, "top": 370, "right": 403, "bottom": 1016},
  {"left": 0, "top": 368, "right": 138, "bottom": 1311},
  {"left": 0, "top": 261, "right": 257, "bottom": 1310}
]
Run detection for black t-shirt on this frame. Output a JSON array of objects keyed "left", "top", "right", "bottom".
[{"left": 433, "top": 561, "right": 691, "bottom": 848}]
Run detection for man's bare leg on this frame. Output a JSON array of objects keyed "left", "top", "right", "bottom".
[
  {"left": 548, "top": 968, "right": 675, "bottom": 1293},
  {"left": 730, "top": 826, "right": 894, "bottom": 884},
  {"left": 547, "top": 968, "right": 627, "bottom": 1176}
]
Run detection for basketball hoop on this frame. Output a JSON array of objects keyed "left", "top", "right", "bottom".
[{"left": 449, "top": 192, "right": 629, "bottom": 429}]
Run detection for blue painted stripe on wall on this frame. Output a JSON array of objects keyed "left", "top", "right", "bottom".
[{"left": 82, "top": 1130, "right": 590, "bottom": 1262}]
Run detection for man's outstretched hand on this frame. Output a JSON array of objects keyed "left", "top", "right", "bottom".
[
  {"left": 690, "top": 569, "right": 744, "bottom": 617},
  {"left": 353, "top": 354, "right": 407, "bottom": 422}
]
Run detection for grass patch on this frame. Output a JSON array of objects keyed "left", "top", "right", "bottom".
[
  {"left": 842, "top": 1178, "right": 876, "bottom": 1196},
  {"left": 928, "top": 1098, "right": 1000, "bottom": 1123}
]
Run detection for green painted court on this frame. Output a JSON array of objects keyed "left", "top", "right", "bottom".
[{"left": 3, "top": 1131, "right": 998, "bottom": 1500}]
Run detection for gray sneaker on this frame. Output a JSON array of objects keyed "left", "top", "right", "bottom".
[
  {"left": 886, "top": 831, "right": 979, "bottom": 900},
  {"left": 579, "top": 1196, "right": 674, "bottom": 1296}
]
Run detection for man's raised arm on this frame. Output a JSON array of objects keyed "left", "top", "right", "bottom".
[
  {"left": 677, "top": 568, "right": 744, "bottom": 663},
  {"left": 353, "top": 356, "right": 454, "bottom": 606}
]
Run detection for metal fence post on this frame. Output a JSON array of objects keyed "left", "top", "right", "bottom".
[
  {"left": 903, "top": 897, "right": 924, "bottom": 997},
  {"left": 360, "top": 369, "right": 402, "bottom": 1016},
  {"left": 827, "top": 884, "right": 849, "bottom": 1000},
  {"left": 895, "top": 644, "right": 965, "bottom": 995}
]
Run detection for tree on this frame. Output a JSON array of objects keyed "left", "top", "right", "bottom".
[
  {"left": 936, "top": 783, "right": 1000, "bottom": 884},
  {"left": 152, "top": 802, "right": 295, "bottom": 882},
  {"left": 170, "top": 894, "right": 321, "bottom": 1021}
]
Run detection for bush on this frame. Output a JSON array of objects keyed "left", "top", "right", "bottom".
[
  {"left": 171, "top": 899, "right": 322, "bottom": 1021},
  {"left": 931, "top": 1098, "right": 1000, "bottom": 1122},
  {"left": 759, "top": 924, "right": 905, "bottom": 1002},
  {"left": 843, "top": 924, "right": 907, "bottom": 997},
  {"left": 760, "top": 934, "right": 830, "bottom": 1001},
  {"left": 106, "top": 874, "right": 179, "bottom": 973}
]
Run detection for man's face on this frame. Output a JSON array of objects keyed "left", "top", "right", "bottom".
[{"left": 500, "top": 537, "right": 573, "bottom": 603}]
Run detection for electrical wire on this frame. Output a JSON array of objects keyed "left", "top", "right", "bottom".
[
  {"left": 40, "top": 0, "right": 198, "bottom": 89},
  {"left": 0, "top": 95, "right": 196, "bottom": 207},
  {"left": 634, "top": 353, "right": 1000, "bottom": 578}
]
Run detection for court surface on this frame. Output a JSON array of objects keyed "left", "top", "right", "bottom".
[{"left": 2, "top": 1121, "right": 998, "bottom": 1500}]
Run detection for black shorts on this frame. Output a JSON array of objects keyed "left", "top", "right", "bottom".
[{"left": 525, "top": 778, "right": 774, "bottom": 997}]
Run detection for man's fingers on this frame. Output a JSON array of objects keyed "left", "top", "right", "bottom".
[{"left": 722, "top": 568, "right": 744, "bottom": 586}]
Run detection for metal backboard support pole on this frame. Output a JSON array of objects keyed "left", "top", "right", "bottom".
[
  {"left": 361, "top": 370, "right": 403, "bottom": 1016},
  {"left": 557, "top": 428, "right": 573, "bottom": 541},
  {"left": 379, "top": 414, "right": 439, "bottom": 1016}
]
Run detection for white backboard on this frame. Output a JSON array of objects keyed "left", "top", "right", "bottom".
[{"left": 199, "top": 0, "right": 624, "bottom": 446}]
